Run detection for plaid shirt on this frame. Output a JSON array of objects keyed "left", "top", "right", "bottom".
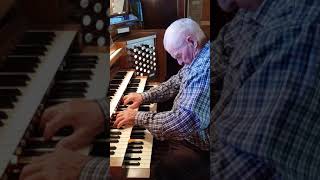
[
  {"left": 136, "top": 41, "right": 211, "bottom": 151},
  {"left": 79, "top": 157, "right": 110, "bottom": 180},
  {"left": 212, "top": 0, "right": 320, "bottom": 179},
  {"left": 78, "top": 99, "right": 110, "bottom": 179}
]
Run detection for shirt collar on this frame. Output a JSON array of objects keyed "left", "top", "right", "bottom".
[
  {"left": 240, "top": 0, "right": 294, "bottom": 26},
  {"left": 187, "top": 41, "right": 210, "bottom": 68}
]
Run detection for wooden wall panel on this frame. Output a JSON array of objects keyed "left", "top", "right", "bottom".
[{"left": 141, "top": 0, "right": 185, "bottom": 29}]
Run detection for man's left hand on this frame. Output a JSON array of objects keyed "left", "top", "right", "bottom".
[
  {"left": 114, "top": 109, "right": 137, "bottom": 128},
  {"left": 19, "top": 147, "right": 91, "bottom": 180}
]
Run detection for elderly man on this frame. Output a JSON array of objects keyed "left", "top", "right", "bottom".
[
  {"left": 19, "top": 18, "right": 210, "bottom": 180},
  {"left": 213, "top": 0, "right": 320, "bottom": 179},
  {"left": 114, "top": 17, "right": 210, "bottom": 179}
]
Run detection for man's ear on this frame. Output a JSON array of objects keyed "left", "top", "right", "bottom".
[{"left": 186, "top": 35, "right": 198, "bottom": 49}]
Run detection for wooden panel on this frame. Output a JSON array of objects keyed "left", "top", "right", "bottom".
[
  {"left": 200, "top": 0, "right": 210, "bottom": 39},
  {"left": 0, "top": 0, "right": 15, "bottom": 21},
  {"left": 141, "top": 0, "right": 186, "bottom": 29},
  {"left": 201, "top": 0, "right": 210, "bottom": 21}
]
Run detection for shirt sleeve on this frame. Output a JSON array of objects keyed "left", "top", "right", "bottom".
[
  {"left": 135, "top": 63, "right": 210, "bottom": 140},
  {"left": 211, "top": 27, "right": 229, "bottom": 108},
  {"left": 140, "top": 68, "right": 184, "bottom": 103},
  {"left": 212, "top": 23, "right": 320, "bottom": 179},
  {"left": 135, "top": 108, "right": 198, "bottom": 140},
  {"left": 79, "top": 157, "right": 110, "bottom": 180}
]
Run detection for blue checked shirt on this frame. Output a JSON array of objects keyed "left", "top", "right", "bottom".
[
  {"left": 212, "top": 0, "right": 320, "bottom": 179},
  {"left": 79, "top": 98, "right": 109, "bottom": 180},
  {"left": 136, "top": 41, "right": 210, "bottom": 151}
]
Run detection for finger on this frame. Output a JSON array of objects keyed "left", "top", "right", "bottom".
[
  {"left": 128, "top": 102, "right": 139, "bottom": 109},
  {"left": 43, "top": 114, "right": 69, "bottom": 140},
  {"left": 116, "top": 112, "right": 124, "bottom": 118},
  {"left": 19, "top": 163, "right": 43, "bottom": 180},
  {"left": 122, "top": 95, "right": 128, "bottom": 101},
  {"left": 123, "top": 97, "right": 133, "bottom": 105},
  {"left": 56, "top": 129, "right": 91, "bottom": 150},
  {"left": 21, "top": 173, "right": 45, "bottom": 180},
  {"left": 30, "top": 154, "right": 51, "bottom": 164},
  {"left": 40, "top": 106, "right": 59, "bottom": 129},
  {"left": 117, "top": 119, "right": 129, "bottom": 129},
  {"left": 114, "top": 117, "right": 125, "bottom": 128}
]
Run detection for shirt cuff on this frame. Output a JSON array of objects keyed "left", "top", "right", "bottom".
[
  {"left": 95, "top": 97, "right": 109, "bottom": 120},
  {"left": 79, "top": 157, "right": 109, "bottom": 180},
  {"left": 140, "top": 91, "right": 152, "bottom": 103},
  {"left": 135, "top": 111, "right": 153, "bottom": 125}
]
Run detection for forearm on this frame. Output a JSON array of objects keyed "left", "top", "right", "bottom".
[
  {"left": 135, "top": 109, "right": 198, "bottom": 140},
  {"left": 141, "top": 69, "right": 183, "bottom": 103},
  {"left": 79, "top": 157, "right": 109, "bottom": 180}
]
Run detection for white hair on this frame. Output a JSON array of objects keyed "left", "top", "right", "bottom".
[{"left": 163, "top": 18, "right": 206, "bottom": 49}]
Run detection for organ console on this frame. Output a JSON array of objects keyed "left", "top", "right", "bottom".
[{"left": 0, "top": 0, "right": 107, "bottom": 179}]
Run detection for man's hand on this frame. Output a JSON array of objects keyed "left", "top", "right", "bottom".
[
  {"left": 114, "top": 108, "right": 137, "bottom": 128},
  {"left": 123, "top": 93, "right": 143, "bottom": 109},
  {"left": 19, "top": 147, "right": 91, "bottom": 180},
  {"left": 40, "top": 100, "right": 104, "bottom": 150}
]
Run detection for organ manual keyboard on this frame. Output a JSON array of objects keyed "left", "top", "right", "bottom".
[
  {"left": 0, "top": 0, "right": 107, "bottom": 179},
  {"left": 108, "top": 69, "right": 158, "bottom": 179}
]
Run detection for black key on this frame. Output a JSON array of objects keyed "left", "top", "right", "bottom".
[
  {"left": 124, "top": 162, "right": 140, "bottom": 166},
  {"left": 67, "top": 55, "right": 98, "bottom": 61},
  {"left": 110, "top": 151, "right": 115, "bottom": 155},
  {"left": 110, "top": 140, "right": 119, "bottom": 143},
  {"left": 116, "top": 72, "right": 127, "bottom": 76},
  {"left": 110, "top": 146, "right": 117, "bottom": 150},
  {"left": 11, "top": 46, "right": 47, "bottom": 56},
  {"left": 126, "top": 150, "right": 142, "bottom": 154},
  {"left": 124, "top": 157, "right": 141, "bottom": 161},
  {"left": 110, "top": 131, "right": 121, "bottom": 135},
  {"left": 130, "top": 135, "right": 145, "bottom": 139},
  {"left": 54, "top": 82, "right": 88, "bottom": 89},
  {"left": 138, "top": 106, "right": 150, "bottom": 111},
  {"left": 126, "top": 87, "right": 137, "bottom": 91},
  {"left": 110, "top": 80, "right": 122, "bottom": 84},
  {"left": 131, "top": 79, "right": 140, "bottom": 83},
  {"left": 65, "top": 63, "right": 96, "bottom": 69},
  {"left": 127, "top": 145, "right": 143, "bottom": 149},
  {"left": 0, "top": 100, "right": 14, "bottom": 109},
  {"left": 0, "top": 95, "right": 17, "bottom": 102},
  {"left": 0, "top": 64, "right": 36, "bottom": 73},
  {"left": 0, "top": 89, "right": 21, "bottom": 96},
  {"left": 127, "top": 84, "right": 139, "bottom": 87},
  {"left": 109, "top": 85, "right": 119, "bottom": 89},
  {"left": 0, "top": 111, "right": 8, "bottom": 119},
  {"left": 110, "top": 135, "right": 120, "bottom": 139},
  {"left": 7, "top": 56, "right": 41, "bottom": 64},
  {"left": 0, "top": 74, "right": 30, "bottom": 81},
  {"left": 113, "top": 75, "right": 125, "bottom": 79}
]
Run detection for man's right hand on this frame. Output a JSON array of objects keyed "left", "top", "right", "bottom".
[
  {"left": 40, "top": 100, "right": 105, "bottom": 150},
  {"left": 123, "top": 93, "right": 143, "bottom": 109}
]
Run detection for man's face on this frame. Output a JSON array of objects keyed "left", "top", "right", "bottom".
[{"left": 167, "top": 41, "right": 195, "bottom": 66}]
